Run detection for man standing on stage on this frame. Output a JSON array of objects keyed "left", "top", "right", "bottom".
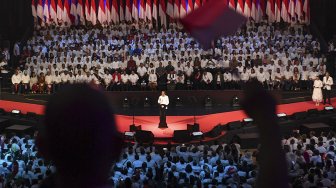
[
  {"left": 323, "top": 72, "right": 333, "bottom": 105},
  {"left": 158, "top": 91, "right": 169, "bottom": 128}
]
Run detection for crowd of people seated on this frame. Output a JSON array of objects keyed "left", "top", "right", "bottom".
[
  {"left": 1, "top": 129, "right": 336, "bottom": 187},
  {"left": 9, "top": 18, "right": 328, "bottom": 94}
]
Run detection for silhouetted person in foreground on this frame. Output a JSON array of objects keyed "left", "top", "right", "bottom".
[
  {"left": 242, "top": 80, "right": 289, "bottom": 188},
  {"left": 37, "top": 84, "right": 123, "bottom": 188}
]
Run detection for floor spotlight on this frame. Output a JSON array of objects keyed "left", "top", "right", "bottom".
[
  {"left": 123, "top": 97, "right": 130, "bottom": 108},
  {"left": 144, "top": 97, "right": 150, "bottom": 107},
  {"left": 232, "top": 96, "right": 240, "bottom": 108},
  {"left": 175, "top": 97, "right": 182, "bottom": 107},
  {"left": 205, "top": 97, "right": 212, "bottom": 108},
  {"left": 11, "top": 109, "right": 21, "bottom": 117},
  {"left": 324, "top": 106, "right": 334, "bottom": 113}
]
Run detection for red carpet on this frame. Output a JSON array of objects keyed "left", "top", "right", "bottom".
[{"left": 0, "top": 98, "right": 334, "bottom": 138}]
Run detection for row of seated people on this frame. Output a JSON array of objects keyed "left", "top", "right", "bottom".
[
  {"left": 11, "top": 63, "right": 324, "bottom": 94},
  {"left": 2, "top": 128, "right": 336, "bottom": 187}
]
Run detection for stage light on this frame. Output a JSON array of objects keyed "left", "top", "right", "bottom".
[
  {"left": 123, "top": 97, "right": 130, "bottom": 108},
  {"left": 175, "top": 97, "right": 182, "bottom": 107},
  {"left": 325, "top": 106, "right": 334, "bottom": 111},
  {"left": 124, "top": 131, "right": 135, "bottom": 141},
  {"left": 144, "top": 97, "right": 150, "bottom": 107},
  {"left": 277, "top": 113, "right": 287, "bottom": 117},
  {"left": 205, "top": 97, "right": 212, "bottom": 108},
  {"left": 324, "top": 106, "right": 334, "bottom": 113},
  {"left": 232, "top": 96, "right": 240, "bottom": 108},
  {"left": 11, "top": 110, "right": 21, "bottom": 117},
  {"left": 243, "top": 118, "right": 254, "bottom": 127},
  {"left": 124, "top": 131, "right": 135, "bottom": 137},
  {"left": 243, "top": 118, "right": 253, "bottom": 122},
  {"left": 192, "top": 131, "right": 203, "bottom": 140}
]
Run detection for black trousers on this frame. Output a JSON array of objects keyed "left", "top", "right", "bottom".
[
  {"left": 159, "top": 105, "right": 168, "bottom": 128},
  {"left": 323, "top": 89, "right": 331, "bottom": 104}
]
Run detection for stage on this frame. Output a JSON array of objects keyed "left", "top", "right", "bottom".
[{"left": 0, "top": 91, "right": 334, "bottom": 138}]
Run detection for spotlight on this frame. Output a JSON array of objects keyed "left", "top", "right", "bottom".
[
  {"left": 192, "top": 131, "right": 203, "bottom": 140},
  {"left": 324, "top": 106, "right": 334, "bottom": 113},
  {"left": 277, "top": 113, "right": 287, "bottom": 120},
  {"left": 243, "top": 118, "right": 253, "bottom": 122},
  {"left": 175, "top": 97, "right": 182, "bottom": 107},
  {"left": 325, "top": 106, "right": 334, "bottom": 111},
  {"left": 277, "top": 113, "right": 287, "bottom": 117},
  {"left": 123, "top": 97, "right": 130, "bottom": 108},
  {"left": 232, "top": 96, "right": 240, "bottom": 108},
  {"left": 243, "top": 118, "right": 254, "bottom": 127},
  {"left": 11, "top": 110, "right": 21, "bottom": 117},
  {"left": 144, "top": 97, "right": 150, "bottom": 107},
  {"left": 124, "top": 131, "right": 135, "bottom": 141},
  {"left": 205, "top": 97, "right": 212, "bottom": 108}
]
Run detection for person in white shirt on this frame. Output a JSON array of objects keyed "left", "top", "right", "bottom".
[
  {"left": 158, "top": 91, "right": 169, "bottom": 128},
  {"left": 257, "top": 68, "right": 267, "bottom": 88},
  {"left": 129, "top": 71, "right": 139, "bottom": 90},
  {"left": 300, "top": 66, "right": 310, "bottom": 90},
  {"left": 11, "top": 70, "right": 22, "bottom": 94},
  {"left": 201, "top": 71, "right": 213, "bottom": 90},
  {"left": 148, "top": 70, "right": 157, "bottom": 91},
  {"left": 274, "top": 68, "right": 284, "bottom": 90},
  {"left": 283, "top": 66, "right": 293, "bottom": 91},
  {"left": 53, "top": 71, "right": 62, "bottom": 92},
  {"left": 103, "top": 72, "right": 112, "bottom": 91},
  {"left": 21, "top": 71, "right": 30, "bottom": 94},
  {"left": 176, "top": 71, "right": 185, "bottom": 90},
  {"left": 308, "top": 67, "right": 319, "bottom": 91},
  {"left": 60, "top": 71, "right": 70, "bottom": 85},
  {"left": 121, "top": 71, "right": 130, "bottom": 91},
  {"left": 223, "top": 70, "right": 232, "bottom": 89},
  {"left": 322, "top": 72, "right": 333, "bottom": 105},
  {"left": 167, "top": 71, "right": 177, "bottom": 90}
]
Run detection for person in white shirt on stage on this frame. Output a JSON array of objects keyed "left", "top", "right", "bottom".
[
  {"left": 158, "top": 91, "right": 169, "bottom": 128},
  {"left": 21, "top": 71, "right": 30, "bottom": 94},
  {"left": 312, "top": 77, "right": 323, "bottom": 106},
  {"left": 323, "top": 72, "right": 333, "bottom": 105},
  {"left": 11, "top": 70, "right": 22, "bottom": 94}
]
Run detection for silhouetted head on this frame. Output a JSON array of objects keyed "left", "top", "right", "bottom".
[{"left": 37, "top": 84, "right": 123, "bottom": 188}]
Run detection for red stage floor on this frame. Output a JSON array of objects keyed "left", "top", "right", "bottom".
[{"left": 0, "top": 98, "right": 335, "bottom": 138}]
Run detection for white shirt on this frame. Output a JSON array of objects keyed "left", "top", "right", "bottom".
[
  {"left": 323, "top": 76, "right": 333, "bottom": 90},
  {"left": 158, "top": 95, "right": 169, "bottom": 105},
  {"left": 121, "top": 74, "right": 129, "bottom": 83},
  {"left": 11, "top": 74, "right": 21, "bottom": 84},
  {"left": 21, "top": 75, "right": 30, "bottom": 84},
  {"left": 129, "top": 74, "right": 139, "bottom": 85},
  {"left": 149, "top": 73, "right": 157, "bottom": 83}
]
